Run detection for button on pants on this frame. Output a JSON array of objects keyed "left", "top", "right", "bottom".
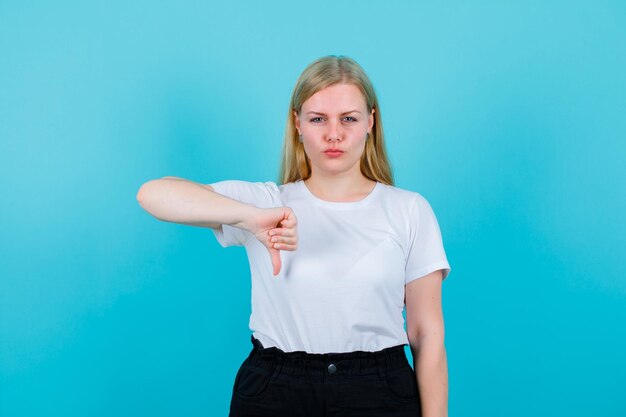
[{"left": 229, "top": 335, "right": 421, "bottom": 417}]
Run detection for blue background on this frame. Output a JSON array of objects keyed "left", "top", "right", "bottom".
[{"left": 1, "top": 1, "right": 625, "bottom": 416}]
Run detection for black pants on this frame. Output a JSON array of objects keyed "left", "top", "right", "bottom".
[{"left": 229, "top": 335, "right": 421, "bottom": 417}]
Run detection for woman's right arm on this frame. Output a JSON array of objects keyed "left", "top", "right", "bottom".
[
  {"left": 136, "top": 177, "right": 256, "bottom": 231},
  {"left": 136, "top": 176, "right": 298, "bottom": 276}
]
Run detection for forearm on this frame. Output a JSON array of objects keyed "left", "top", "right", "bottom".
[
  {"left": 136, "top": 178, "right": 256, "bottom": 229},
  {"left": 410, "top": 335, "right": 448, "bottom": 417}
]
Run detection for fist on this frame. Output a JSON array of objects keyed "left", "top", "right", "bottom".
[{"left": 249, "top": 206, "right": 298, "bottom": 276}]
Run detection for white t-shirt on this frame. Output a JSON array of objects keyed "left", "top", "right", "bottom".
[{"left": 209, "top": 179, "right": 451, "bottom": 354}]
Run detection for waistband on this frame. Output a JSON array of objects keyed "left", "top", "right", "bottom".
[{"left": 246, "top": 335, "right": 410, "bottom": 378}]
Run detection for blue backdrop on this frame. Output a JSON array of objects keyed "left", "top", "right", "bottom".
[{"left": 1, "top": 1, "right": 624, "bottom": 416}]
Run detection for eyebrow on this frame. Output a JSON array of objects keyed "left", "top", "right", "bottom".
[{"left": 306, "top": 110, "right": 362, "bottom": 116}]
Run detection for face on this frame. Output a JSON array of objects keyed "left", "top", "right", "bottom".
[{"left": 294, "top": 83, "right": 375, "bottom": 178}]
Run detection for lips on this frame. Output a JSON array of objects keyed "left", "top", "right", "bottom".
[{"left": 324, "top": 149, "right": 344, "bottom": 158}]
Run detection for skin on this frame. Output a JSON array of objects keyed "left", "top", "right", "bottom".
[
  {"left": 294, "top": 83, "right": 376, "bottom": 201},
  {"left": 139, "top": 176, "right": 296, "bottom": 277},
  {"left": 406, "top": 269, "right": 448, "bottom": 417}
]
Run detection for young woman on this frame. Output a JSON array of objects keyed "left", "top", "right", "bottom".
[{"left": 137, "top": 55, "right": 451, "bottom": 417}]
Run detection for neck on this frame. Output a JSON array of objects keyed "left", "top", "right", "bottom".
[{"left": 303, "top": 173, "right": 376, "bottom": 202}]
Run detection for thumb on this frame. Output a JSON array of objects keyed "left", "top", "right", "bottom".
[{"left": 268, "top": 247, "right": 282, "bottom": 277}]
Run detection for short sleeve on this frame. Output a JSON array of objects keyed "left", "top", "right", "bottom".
[
  {"left": 405, "top": 194, "right": 451, "bottom": 284},
  {"left": 208, "top": 180, "right": 281, "bottom": 248}
]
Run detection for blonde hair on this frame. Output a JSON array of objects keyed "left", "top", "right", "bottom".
[{"left": 277, "top": 55, "right": 394, "bottom": 186}]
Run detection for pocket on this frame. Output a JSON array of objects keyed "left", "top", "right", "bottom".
[
  {"left": 380, "top": 366, "right": 420, "bottom": 404},
  {"left": 233, "top": 359, "right": 275, "bottom": 399}
]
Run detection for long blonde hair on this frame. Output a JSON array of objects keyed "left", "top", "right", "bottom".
[{"left": 277, "top": 55, "right": 394, "bottom": 186}]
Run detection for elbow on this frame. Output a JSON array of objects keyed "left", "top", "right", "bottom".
[
  {"left": 136, "top": 185, "right": 145, "bottom": 205},
  {"left": 137, "top": 177, "right": 186, "bottom": 203},
  {"left": 407, "top": 326, "right": 445, "bottom": 350},
  {"left": 407, "top": 331, "right": 423, "bottom": 351},
  {"left": 408, "top": 334, "right": 446, "bottom": 360},
  {"left": 136, "top": 181, "right": 150, "bottom": 205},
  {"left": 136, "top": 179, "right": 161, "bottom": 207}
]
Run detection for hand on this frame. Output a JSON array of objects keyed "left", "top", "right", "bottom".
[{"left": 244, "top": 206, "right": 298, "bottom": 276}]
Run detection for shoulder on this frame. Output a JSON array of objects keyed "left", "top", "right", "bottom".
[
  {"left": 377, "top": 184, "right": 444, "bottom": 229},
  {"left": 378, "top": 182, "right": 430, "bottom": 211}
]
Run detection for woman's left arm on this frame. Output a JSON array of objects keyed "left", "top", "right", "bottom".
[{"left": 405, "top": 269, "right": 448, "bottom": 417}]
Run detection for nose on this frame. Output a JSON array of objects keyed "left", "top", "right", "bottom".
[{"left": 326, "top": 119, "right": 341, "bottom": 142}]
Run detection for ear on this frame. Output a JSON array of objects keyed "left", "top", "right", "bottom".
[
  {"left": 293, "top": 110, "right": 301, "bottom": 134},
  {"left": 368, "top": 108, "right": 375, "bottom": 133}
]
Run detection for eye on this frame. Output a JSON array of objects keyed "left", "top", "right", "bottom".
[
  {"left": 343, "top": 116, "right": 358, "bottom": 122},
  {"left": 310, "top": 117, "right": 324, "bottom": 123}
]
